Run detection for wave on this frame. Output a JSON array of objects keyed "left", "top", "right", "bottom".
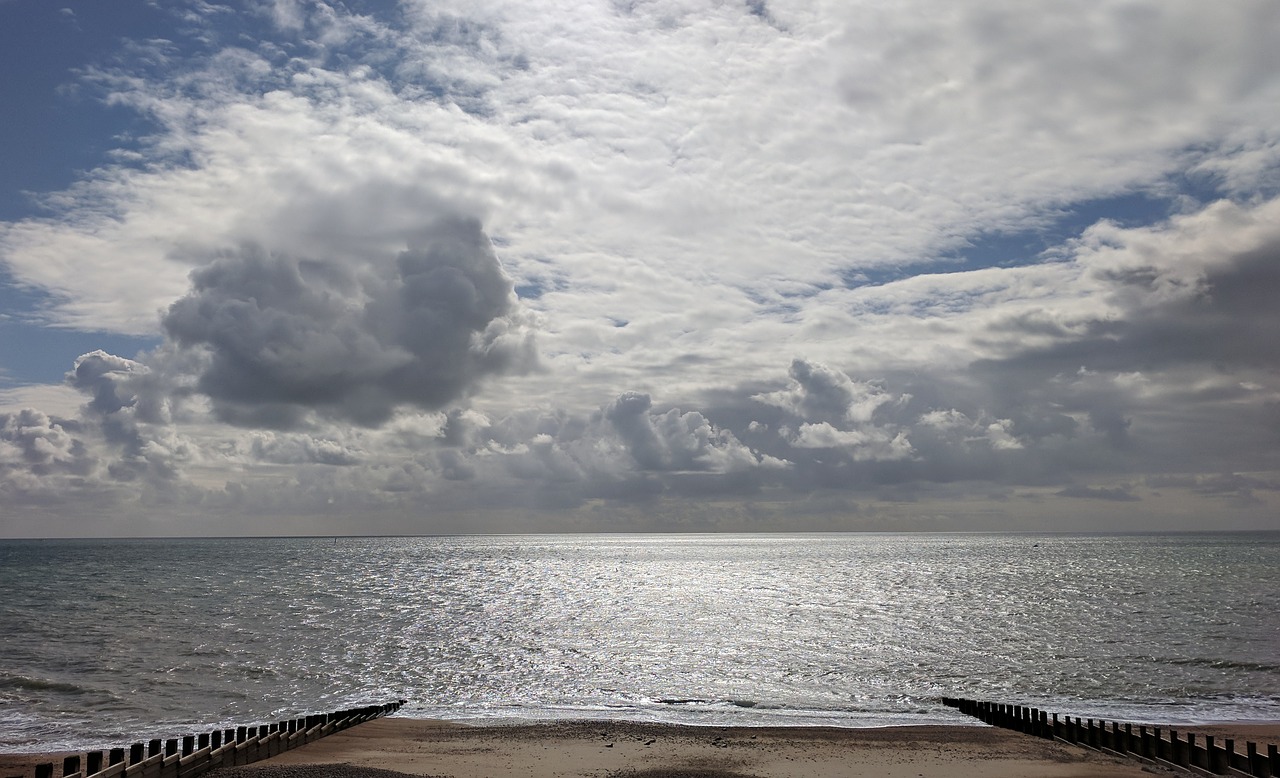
[
  {"left": 653, "top": 698, "right": 785, "bottom": 711},
  {"left": 0, "top": 673, "right": 91, "bottom": 695},
  {"left": 1157, "top": 657, "right": 1280, "bottom": 673}
]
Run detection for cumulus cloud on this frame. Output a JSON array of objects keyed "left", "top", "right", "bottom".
[
  {"left": 0, "top": 409, "right": 92, "bottom": 475},
  {"left": 604, "top": 391, "right": 768, "bottom": 473},
  {"left": 755, "top": 359, "right": 903, "bottom": 425},
  {"left": 163, "top": 217, "right": 535, "bottom": 428},
  {"left": 65, "top": 350, "right": 146, "bottom": 416}
]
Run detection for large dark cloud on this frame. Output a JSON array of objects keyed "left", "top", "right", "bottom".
[
  {"left": 163, "top": 217, "right": 535, "bottom": 428},
  {"left": 963, "top": 230, "right": 1280, "bottom": 476}
]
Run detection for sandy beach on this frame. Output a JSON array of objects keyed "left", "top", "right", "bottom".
[
  {"left": 190, "top": 718, "right": 1265, "bottom": 778},
  {"left": 6, "top": 718, "right": 1280, "bottom": 778}
]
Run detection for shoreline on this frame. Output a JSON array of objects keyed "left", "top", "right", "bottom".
[{"left": 5, "top": 719, "right": 1280, "bottom": 778}]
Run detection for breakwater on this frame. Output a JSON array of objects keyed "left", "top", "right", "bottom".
[
  {"left": 943, "top": 697, "right": 1277, "bottom": 776},
  {"left": 5, "top": 702, "right": 403, "bottom": 778}
]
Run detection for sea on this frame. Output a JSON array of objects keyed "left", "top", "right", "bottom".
[{"left": 1, "top": 533, "right": 1277, "bottom": 753}]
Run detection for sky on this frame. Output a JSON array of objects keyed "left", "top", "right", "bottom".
[{"left": 1, "top": 0, "right": 1279, "bottom": 537}]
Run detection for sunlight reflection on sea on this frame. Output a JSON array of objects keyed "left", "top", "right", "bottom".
[{"left": 1, "top": 533, "right": 1277, "bottom": 751}]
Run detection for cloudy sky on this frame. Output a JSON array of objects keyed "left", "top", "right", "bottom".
[{"left": 2, "top": 0, "right": 1279, "bottom": 536}]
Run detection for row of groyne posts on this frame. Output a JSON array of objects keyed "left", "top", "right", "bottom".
[
  {"left": 8, "top": 701, "right": 404, "bottom": 778},
  {"left": 943, "top": 697, "right": 1278, "bottom": 778}
]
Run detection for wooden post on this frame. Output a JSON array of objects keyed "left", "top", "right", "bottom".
[
  {"left": 211, "top": 731, "right": 221, "bottom": 750},
  {"left": 35, "top": 765, "right": 53, "bottom": 778},
  {"left": 147, "top": 741, "right": 161, "bottom": 758},
  {"left": 182, "top": 736, "right": 194, "bottom": 756},
  {"left": 236, "top": 727, "right": 247, "bottom": 744},
  {"left": 62, "top": 756, "right": 80, "bottom": 777},
  {"left": 85, "top": 752, "right": 102, "bottom": 776},
  {"left": 198, "top": 733, "right": 209, "bottom": 751},
  {"left": 129, "top": 744, "right": 144, "bottom": 765},
  {"left": 109, "top": 748, "right": 124, "bottom": 767}
]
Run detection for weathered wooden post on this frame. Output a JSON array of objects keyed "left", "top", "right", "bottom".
[
  {"left": 211, "top": 730, "right": 221, "bottom": 750},
  {"left": 85, "top": 751, "right": 102, "bottom": 776},
  {"left": 147, "top": 740, "right": 161, "bottom": 758},
  {"left": 182, "top": 735, "right": 194, "bottom": 756},
  {"left": 236, "top": 726, "right": 247, "bottom": 744},
  {"left": 34, "top": 765, "right": 53, "bottom": 778},
  {"left": 164, "top": 739, "right": 178, "bottom": 758},
  {"left": 62, "top": 755, "right": 79, "bottom": 777},
  {"left": 129, "top": 743, "right": 144, "bottom": 765}
]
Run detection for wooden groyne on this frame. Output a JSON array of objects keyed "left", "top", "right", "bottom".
[
  {"left": 7, "top": 701, "right": 404, "bottom": 778},
  {"left": 942, "top": 696, "right": 1278, "bottom": 777}
]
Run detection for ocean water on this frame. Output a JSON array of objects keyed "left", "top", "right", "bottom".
[{"left": 0, "top": 533, "right": 1277, "bottom": 752}]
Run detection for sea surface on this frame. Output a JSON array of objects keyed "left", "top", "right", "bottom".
[{"left": 1, "top": 533, "right": 1278, "bottom": 752}]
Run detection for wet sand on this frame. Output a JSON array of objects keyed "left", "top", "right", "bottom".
[{"left": 5, "top": 719, "right": 1280, "bottom": 778}]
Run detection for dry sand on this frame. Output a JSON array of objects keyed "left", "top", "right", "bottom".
[
  {"left": 5, "top": 719, "right": 1280, "bottom": 778},
  {"left": 214, "top": 718, "right": 1209, "bottom": 778}
]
